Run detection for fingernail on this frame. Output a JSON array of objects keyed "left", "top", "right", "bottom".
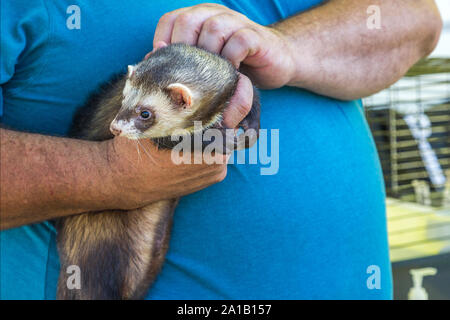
[{"left": 155, "top": 41, "right": 168, "bottom": 49}]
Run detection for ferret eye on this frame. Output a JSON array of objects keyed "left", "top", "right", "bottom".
[{"left": 140, "top": 110, "right": 150, "bottom": 119}]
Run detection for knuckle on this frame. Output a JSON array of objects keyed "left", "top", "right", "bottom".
[
  {"left": 233, "top": 28, "right": 253, "bottom": 46},
  {"left": 159, "top": 12, "right": 173, "bottom": 24},
  {"left": 176, "top": 12, "right": 194, "bottom": 27},
  {"left": 237, "top": 97, "right": 252, "bottom": 117},
  {"left": 204, "top": 17, "right": 223, "bottom": 35},
  {"left": 201, "top": 3, "right": 225, "bottom": 9}
]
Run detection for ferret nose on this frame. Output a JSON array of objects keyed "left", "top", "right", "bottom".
[{"left": 110, "top": 122, "right": 122, "bottom": 136}]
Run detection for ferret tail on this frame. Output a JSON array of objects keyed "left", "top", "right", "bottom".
[{"left": 55, "top": 200, "right": 176, "bottom": 300}]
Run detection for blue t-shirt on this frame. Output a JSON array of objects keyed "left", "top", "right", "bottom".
[{"left": 0, "top": 0, "right": 392, "bottom": 299}]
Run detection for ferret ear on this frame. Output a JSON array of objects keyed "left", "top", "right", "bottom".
[
  {"left": 127, "top": 65, "right": 136, "bottom": 78},
  {"left": 167, "top": 83, "right": 194, "bottom": 109}
]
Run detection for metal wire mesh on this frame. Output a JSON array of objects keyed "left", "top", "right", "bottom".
[{"left": 364, "top": 59, "right": 450, "bottom": 208}]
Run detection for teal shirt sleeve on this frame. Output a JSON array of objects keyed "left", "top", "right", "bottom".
[
  {"left": 0, "top": 0, "right": 49, "bottom": 116},
  {"left": 0, "top": 1, "right": 59, "bottom": 300}
]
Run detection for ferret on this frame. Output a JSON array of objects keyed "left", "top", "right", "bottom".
[{"left": 55, "top": 43, "right": 260, "bottom": 300}]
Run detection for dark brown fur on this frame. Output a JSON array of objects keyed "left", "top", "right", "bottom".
[
  {"left": 56, "top": 200, "right": 177, "bottom": 299},
  {"left": 56, "top": 44, "right": 260, "bottom": 300}
]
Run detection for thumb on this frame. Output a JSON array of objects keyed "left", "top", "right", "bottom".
[{"left": 222, "top": 73, "right": 253, "bottom": 129}]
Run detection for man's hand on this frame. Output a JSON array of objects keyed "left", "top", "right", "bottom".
[
  {"left": 153, "top": 3, "right": 296, "bottom": 89},
  {"left": 153, "top": 1, "right": 442, "bottom": 100}
]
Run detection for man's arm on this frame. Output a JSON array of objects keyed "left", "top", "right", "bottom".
[
  {"left": 0, "top": 128, "right": 118, "bottom": 228},
  {"left": 152, "top": 0, "right": 442, "bottom": 100},
  {"left": 0, "top": 74, "right": 254, "bottom": 230},
  {"left": 275, "top": 0, "right": 443, "bottom": 100}
]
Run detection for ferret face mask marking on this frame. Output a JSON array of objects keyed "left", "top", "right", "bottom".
[{"left": 110, "top": 65, "right": 196, "bottom": 139}]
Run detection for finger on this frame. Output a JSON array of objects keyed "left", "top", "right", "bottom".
[
  {"left": 197, "top": 13, "right": 246, "bottom": 54},
  {"left": 154, "top": 40, "right": 168, "bottom": 50},
  {"left": 144, "top": 52, "right": 152, "bottom": 61},
  {"left": 221, "top": 28, "right": 261, "bottom": 68},
  {"left": 171, "top": 165, "right": 228, "bottom": 196},
  {"left": 197, "top": 164, "right": 227, "bottom": 184},
  {"left": 222, "top": 73, "right": 253, "bottom": 129},
  {"left": 143, "top": 41, "right": 168, "bottom": 60},
  {"left": 171, "top": 7, "right": 226, "bottom": 45},
  {"left": 153, "top": 8, "right": 189, "bottom": 47}
]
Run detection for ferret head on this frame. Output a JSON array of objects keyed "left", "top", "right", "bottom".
[{"left": 109, "top": 64, "right": 216, "bottom": 140}]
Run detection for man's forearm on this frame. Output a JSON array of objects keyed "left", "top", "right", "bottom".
[
  {"left": 0, "top": 128, "right": 117, "bottom": 229},
  {"left": 275, "top": 0, "right": 442, "bottom": 100},
  {"left": 0, "top": 87, "right": 241, "bottom": 229}
]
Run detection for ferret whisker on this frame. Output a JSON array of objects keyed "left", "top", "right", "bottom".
[
  {"left": 123, "top": 155, "right": 140, "bottom": 171},
  {"left": 134, "top": 140, "right": 142, "bottom": 163},
  {"left": 137, "top": 139, "right": 159, "bottom": 166}
]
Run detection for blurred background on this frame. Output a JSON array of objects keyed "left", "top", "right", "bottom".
[{"left": 362, "top": 0, "right": 450, "bottom": 300}]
